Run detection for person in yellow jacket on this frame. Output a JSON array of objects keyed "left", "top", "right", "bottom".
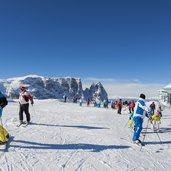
[
  {"left": 0, "top": 125, "right": 9, "bottom": 143},
  {"left": 151, "top": 110, "right": 162, "bottom": 132},
  {"left": 0, "top": 91, "right": 9, "bottom": 144},
  {"left": 128, "top": 111, "right": 134, "bottom": 128}
]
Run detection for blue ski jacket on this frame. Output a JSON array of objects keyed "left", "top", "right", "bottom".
[{"left": 133, "top": 98, "right": 149, "bottom": 119}]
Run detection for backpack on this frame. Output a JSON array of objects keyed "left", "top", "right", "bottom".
[{"left": 0, "top": 97, "right": 8, "bottom": 108}]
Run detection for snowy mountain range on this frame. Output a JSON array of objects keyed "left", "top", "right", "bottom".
[{"left": 0, "top": 75, "right": 108, "bottom": 101}]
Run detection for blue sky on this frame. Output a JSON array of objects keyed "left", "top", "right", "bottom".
[{"left": 0, "top": 0, "right": 171, "bottom": 97}]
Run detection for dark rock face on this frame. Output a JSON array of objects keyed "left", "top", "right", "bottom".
[
  {"left": 0, "top": 75, "right": 108, "bottom": 101},
  {"left": 83, "top": 82, "right": 108, "bottom": 101}
]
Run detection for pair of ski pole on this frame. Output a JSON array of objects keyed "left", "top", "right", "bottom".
[{"left": 140, "top": 118, "right": 162, "bottom": 151}]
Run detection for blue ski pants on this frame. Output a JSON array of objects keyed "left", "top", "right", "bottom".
[{"left": 133, "top": 117, "right": 143, "bottom": 141}]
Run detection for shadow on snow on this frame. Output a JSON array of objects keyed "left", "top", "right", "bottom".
[
  {"left": 145, "top": 140, "right": 171, "bottom": 145},
  {"left": 142, "top": 127, "right": 171, "bottom": 134},
  {"left": 10, "top": 139, "right": 130, "bottom": 152},
  {"left": 30, "top": 122, "right": 109, "bottom": 130}
]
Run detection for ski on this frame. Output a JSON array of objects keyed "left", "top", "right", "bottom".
[
  {"left": 120, "top": 136, "right": 145, "bottom": 147},
  {"left": 22, "top": 123, "right": 29, "bottom": 127},
  {"left": 22, "top": 122, "right": 32, "bottom": 127},
  {"left": 16, "top": 121, "right": 26, "bottom": 127},
  {"left": 133, "top": 140, "right": 145, "bottom": 146}
]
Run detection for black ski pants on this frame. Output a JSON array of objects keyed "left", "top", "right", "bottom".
[
  {"left": 19, "top": 103, "right": 30, "bottom": 122},
  {"left": 117, "top": 107, "right": 122, "bottom": 114}
]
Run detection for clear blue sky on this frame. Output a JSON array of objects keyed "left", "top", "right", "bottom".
[{"left": 0, "top": 0, "right": 171, "bottom": 84}]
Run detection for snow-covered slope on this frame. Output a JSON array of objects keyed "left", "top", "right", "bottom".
[
  {"left": 0, "top": 75, "right": 108, "bottom": 101},
  {"left": 0, "top": 100, "right": 171, "bottom": 171}
]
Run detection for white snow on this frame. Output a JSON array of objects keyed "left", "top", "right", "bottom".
[
  {"left": 0, "top": 100, "right": 171, "bottom": 171},
  {"left": 164, "top": 83, "right": 171, "bottom": 89}
]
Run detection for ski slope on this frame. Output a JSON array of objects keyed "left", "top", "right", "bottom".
[{"left": 0, "top": 100, "right": 171, "bottom": 171}]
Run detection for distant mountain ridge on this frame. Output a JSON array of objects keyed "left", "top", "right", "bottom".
[{"left": 0, "top": 75, "right": 108, "bottom": 101}]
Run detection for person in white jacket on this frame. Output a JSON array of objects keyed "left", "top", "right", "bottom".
[
  {"left": 132, "top": 94, "right": 149, "bottom": 145},
  {"left": 18, "top": 86, "right": 34, "bottom": 125}
]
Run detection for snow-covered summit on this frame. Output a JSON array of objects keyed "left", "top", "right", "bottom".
[
  {"left": 163, "top": 83, "right": 171, "bottom": 89},
  {"left": 83, "top": 82, "right": 108, "bottom": 101},
  {"left": 0, "top": 75, "right": 108, "bottom": 100}
]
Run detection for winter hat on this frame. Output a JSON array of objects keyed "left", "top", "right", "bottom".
[
  {"left": 20, "top": 86, "right": 26, "bottom": 91},
  {"left": 140, "top": 93, "right": 146, "bottom": 99}
]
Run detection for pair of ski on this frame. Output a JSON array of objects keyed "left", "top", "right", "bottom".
[
  {"left": 121, "top": 136, "right": 145, "bottom": 147},
  {"left": 16, "top": 121, "right": 29, "bottom": 127}
]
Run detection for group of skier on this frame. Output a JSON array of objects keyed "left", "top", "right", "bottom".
[
  {"left": 128, "top": 94, "right": 163, "bottom": 145},
  {"left": 0, "top": 87, "right": 163, "bottom": 147}
]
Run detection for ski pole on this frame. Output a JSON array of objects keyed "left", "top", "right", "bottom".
[
  {"left": 140, "top": 119, "right": 149, "bottom": 151},
  {"left": 156, "top": 131, "right": 162, "bottom": 144},
  {"left": 31, "top": 105, "right": 36, "bottom": 115},
  {"left": 124, "top": 119, "right": 130, "bottom": 128},
  {"left": 0, "top": 118, "right": 7, "bottom": 143}
]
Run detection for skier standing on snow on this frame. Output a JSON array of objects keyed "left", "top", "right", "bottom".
[
  {"left": 63, "top": 95, "right": 67, "bottom": 103},
  {"left": 18, "top": 86, "right": 34, "bottom": 125},
  {"left": 117, "top": 99, "right": 122, "bottom": 114},
  {"left": 132, "top": 94, "right": 149, "bottom": 145},
  {"left": 129, "top": 100, "right": 135, "bottom": 113},
  {"left": 0, "top": 91, "right": 9, "bottom": 144},
  {"left": 149, "top": 101, "right": 156, "bottom": 115},
  {"left": 87, "top": 98, "right": 90, "bottom": 106},
  {"left": 151, "top": 109, "right": 162, "bottom": 132}
]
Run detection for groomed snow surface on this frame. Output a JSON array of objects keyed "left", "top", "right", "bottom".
[{"left": 0, "top": 100, "right": 171, "bottom": 171}]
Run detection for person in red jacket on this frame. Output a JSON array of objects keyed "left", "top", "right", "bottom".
[
  {"left": 117, "top": 99, "right": 122, "bottom": 114},
  {"left": 18, "top": 86, "right": 34, "bottom": 125},
  {"left": 150, "top": 102, "right": 156, "bottom": 115},
  {"left": 130, "top": 100, "right": 135, "bottom": 113}
]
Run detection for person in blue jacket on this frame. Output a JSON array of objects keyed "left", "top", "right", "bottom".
[{"left": 132, "top": 93, "right": 149, "bottom": 144}]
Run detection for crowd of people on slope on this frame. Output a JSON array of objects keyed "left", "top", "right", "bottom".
[
  {"left": 61, "top": 93, "right": 164, "bottom": 146},
  {"left": 0, "top": 86, "right": 164, "bottom": 146}
]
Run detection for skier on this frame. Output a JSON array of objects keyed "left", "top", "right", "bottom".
[
  {"left": 18, "top": 86, "right": 34, "bottom": 126},
  {"left": 0, "top": 91, "right": 9, "bottom": 144},
  {"left": 151, "top": 110, "right": 162, "bottom": 132},
  {"left": 129, "top": 100, "right": 135, "bottom": 113},
  {"left": 63, "top": 95, "right": 67, "bottom": 103},
  {"left": 79, "top": 98, "right": 83, "bottom": 106},
  {"left": 132, "top": 94, "right": 149, "bottom": 145},
  {"left": 149, "top": 102, "right": 156, "bottom": 115},
  {"left": 158, "top": 104, "right": 163, "bottom": 117},
  {"left": 96, "top": 97, "right": 101, "bottom": 108},
  {"left": 117, "top": 99, "right": 122, "bottom": 114},
  {"left": 87, "top": 98, "right": 90, "bottom": 106},
  {"left": 128, "top": 111, "right": 134, "bottom": 128},
  {"left": 103, "top": 99, "right": 109, "bottom": 109}
]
